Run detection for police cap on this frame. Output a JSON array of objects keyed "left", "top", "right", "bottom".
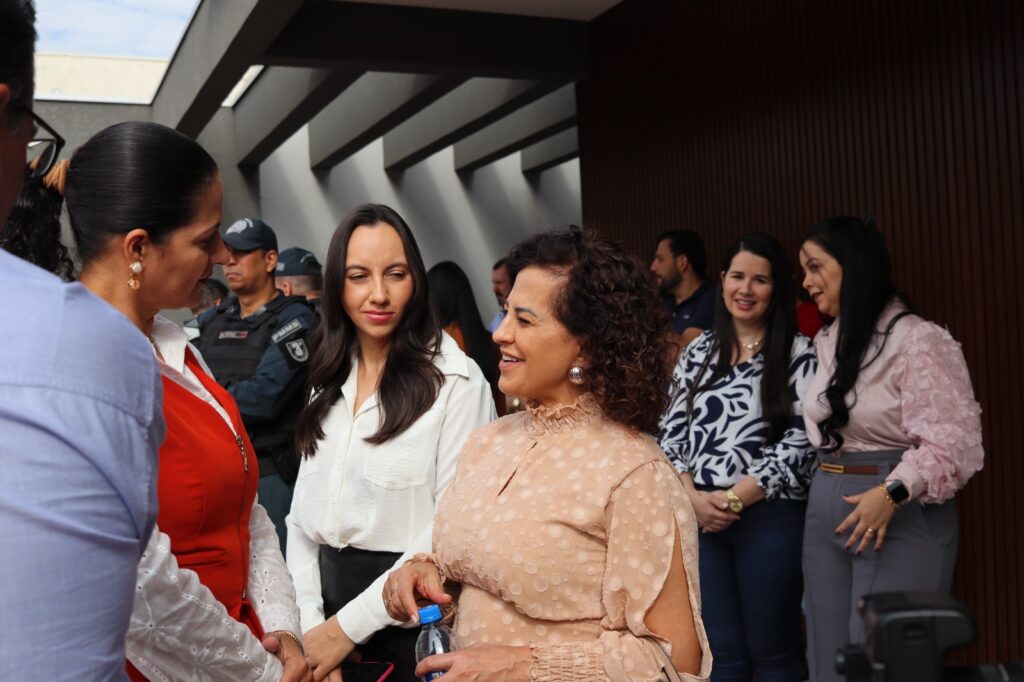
[
  {"left": 223, "top": 218, "right": 278, "bottom": 252},
  {"left": 276, "top": 247, "right": 323, "bottom": 277}
]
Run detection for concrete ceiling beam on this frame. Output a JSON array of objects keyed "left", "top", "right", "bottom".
[
  {"left": 453, "top": 84, "right": 576, "bottom": 173},
  {"left": 382, "top": 78, "right": 566, "bottom": 172},
  {"left": 520, "top": 126, "right": 579, "bottom": 174},
  {"left": 234, "top": 66, "right": 362, "bottom": 167},
  {"left": 263, "top": 1, "right": 589, "bottom": 80},
  {"left": 153, "top": 0, "right": 305, "bottom": 137},
  {"left": 308, "top": 72, "right": 467, "bottom": 171}
]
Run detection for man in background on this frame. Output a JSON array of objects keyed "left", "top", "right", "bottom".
[
  {"left": 276, "top": 246, "right": 322, "bottom": 314},
  {"left": 0, "top": 1, "right": 163, "bottom": 677},
  {"left": 651, "top": 229, "right": 715, "bottom": 351},
  {"left": 195, "top": 218, "right": 316, "bottom": 550},
  {"left": 487, "top": 257, "right": 511, "bottom": 333},
  {"left": 184, "top": 278, "right": 228, "bottom": 340}
]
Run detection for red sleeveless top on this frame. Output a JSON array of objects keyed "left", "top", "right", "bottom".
[{"left": 128, "top": 350, "right": 264, "bottom": 680}]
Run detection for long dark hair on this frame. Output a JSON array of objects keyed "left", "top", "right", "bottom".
[
  {"left": 1, "top": 170, "right": 76, "bottom": 280},
  {"left": 803, "top": 216, "right": 912, "bottom": 452},
  {"left": 296, "top": 204, "right": 443, "bottom": 455},
  {"left": 506, "top": 226, "right": 669, "bottom": 434},
  {"left": 427, "top": 261, "right": 499, "bottom": 388},
  {"left": 64, "top": 121, "right": 219, "bottom": 265},
  {"left": 688, "top": 233, "right": 797, "bottom": 444}
]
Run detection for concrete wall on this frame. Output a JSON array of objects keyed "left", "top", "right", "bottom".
[
  {"left": 258, "top": 125, "right": 581, "bottom": 322},
  {"left": 29, "top": 101, "right": 582, "bottom": 323}
]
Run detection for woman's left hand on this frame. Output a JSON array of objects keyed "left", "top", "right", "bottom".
[
  {"left": 836, "top": 485, "right": 898, "bottom": 554},
  {"left": 416, "top": 644, "right": 532, "bottom": 681},
  {"left": 302, "top": 618, "right": 356, "bottom": 682}
]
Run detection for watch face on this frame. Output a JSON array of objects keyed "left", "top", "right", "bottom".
[{"left": 887, "top": 480, "right": 910, "bottom": 504}]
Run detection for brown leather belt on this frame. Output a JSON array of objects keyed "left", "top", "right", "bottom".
[{"left": 819, "top": 462, "right": 879, "bottom": 475}]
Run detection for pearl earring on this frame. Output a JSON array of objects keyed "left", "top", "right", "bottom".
[
  {"left": 568, "top": 366, "right": 585, "bottom": 385},
  {"left": 128, "top": 261, "right": 143, "bottom": 290}
]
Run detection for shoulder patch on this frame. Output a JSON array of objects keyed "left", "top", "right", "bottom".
[
  {"left": 271, "top": 317, "right": 306, "bottom": 344},
  {"left": 283, "top": 338, "right": 310, "bottom": 364}
]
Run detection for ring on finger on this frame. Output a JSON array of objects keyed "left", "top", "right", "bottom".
[
  {"left": 866, "top": 527, "right": 875, "bottom": 535},
  {"left": 384, "top": 596, "right": 391, "bottom": 608}
]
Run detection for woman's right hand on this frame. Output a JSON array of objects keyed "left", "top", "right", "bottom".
[
  {"left": 687, "top": 489, "right": 740, "bottom": 532},
  {"left": 382, "top": 560, "right": 451, "bottom": 623}
]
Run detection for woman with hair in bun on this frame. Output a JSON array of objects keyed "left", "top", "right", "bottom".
[
  {"left": 799, "top": 216, "right": 984, "bottom": 682},
  {"left": 59, "top": 121, "right": 309, "bottom": 681},
  {"left": 383, "top": 227, "right": 712, "bottom": 681}
]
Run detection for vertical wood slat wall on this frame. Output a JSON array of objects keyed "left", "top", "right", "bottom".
[{"left": 578, "top": 0, "right": 1023, "bottom": 665}]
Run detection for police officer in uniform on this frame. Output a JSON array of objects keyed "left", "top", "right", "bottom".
[
  {"left": 196, "top": 218, "right": 316, "bottom": 551},
  {"left": 275, "top": 246, "right": 322, "bottom": 316}
]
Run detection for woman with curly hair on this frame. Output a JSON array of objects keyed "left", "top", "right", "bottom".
[{"left": 382, "top": 227, "right": 712, "bottom": 681}]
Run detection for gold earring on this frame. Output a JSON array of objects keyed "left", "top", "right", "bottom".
[{"left": 128, "top": 261, "right": 143, "bottom": 290}]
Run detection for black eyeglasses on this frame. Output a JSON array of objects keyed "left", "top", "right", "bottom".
[{"left": 18, "top": 108, "right": 65, "bottom": 180}]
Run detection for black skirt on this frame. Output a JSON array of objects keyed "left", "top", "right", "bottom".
[{"left": 320, "top": 545, "right": 420, "bottom": 682}]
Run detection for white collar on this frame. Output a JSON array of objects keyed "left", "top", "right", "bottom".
[
  {"left": 150, "top": 315, "right": 193, "bottom": 374},
  {"left": 339, "top": 330, "right": 471, "bottom": 412}
]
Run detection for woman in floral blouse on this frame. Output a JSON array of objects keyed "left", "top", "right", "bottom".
[{"left": 659, "top": 233, "right": 817, "bottom": 682}]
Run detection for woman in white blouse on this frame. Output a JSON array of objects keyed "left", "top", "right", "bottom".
[
  {"left": 659, "top": 233, "right": 817, "bottom": 681},
  {"left": 59, "top": 122, "right": 308, "bottom": 680},
  {"left": 288, "top": 204, "right": 495, "bottom": 681}
]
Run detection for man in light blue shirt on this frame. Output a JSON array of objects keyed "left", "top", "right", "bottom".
[
  {"left": 487, "top": 258, "right": 511, "bottom": 333},
  {"left": 0, "top": 2, "right": 164, "bottom": 679}
]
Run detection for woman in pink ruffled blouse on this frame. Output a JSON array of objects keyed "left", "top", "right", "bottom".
[
  {"left": 384, "top": 227, "right": 712, "bottom": 681},
  {"left": 798, "top": 217, "right": 984, "bottom": 682}
]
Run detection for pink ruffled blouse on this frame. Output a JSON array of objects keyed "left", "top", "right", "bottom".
[
  {"left": 434, "top": 394, "right": 712, "bottom": 681},
  {"left": 803, "top": 303, "right": 984, "bottom": 503}
]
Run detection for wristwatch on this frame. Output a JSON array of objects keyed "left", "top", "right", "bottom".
[
  {"left": 884, "top": 479, "right": 910, "bottom": 506},
  {"left": 725, "top": 488, "right": 745, "bottom": 514}
]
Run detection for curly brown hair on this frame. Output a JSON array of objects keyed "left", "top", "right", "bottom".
[{"left": 506, "top": 226, "right": 670, "bottom": 433}]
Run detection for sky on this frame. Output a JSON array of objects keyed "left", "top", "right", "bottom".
[{"left": 35, "top": 0, "right": 198, "bottom": 59}]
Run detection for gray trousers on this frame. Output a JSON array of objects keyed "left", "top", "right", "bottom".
[{"left": 802, "top": 450, "right": 958, "bottom": 682}]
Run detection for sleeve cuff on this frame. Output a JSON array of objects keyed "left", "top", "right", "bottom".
[
  {"left": 336, "top": 590, "right": 400, "bottom": 645},
  {"left": 298, "top": 604, "right": 326, "bottom": 634},
  {"left": 888, "top": 461, "right": 927, "bottom": 501},
  {"left": 530, "top": 642, "right": 604, "bottom": 681}
]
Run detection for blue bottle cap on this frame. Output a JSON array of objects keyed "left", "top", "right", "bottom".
[{"left": 418, "top": 604, "right": 443, "bottom": 624}]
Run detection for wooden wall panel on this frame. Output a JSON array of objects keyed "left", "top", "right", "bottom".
[{"left": 579, "top": 0, "right": 1023, "bottom": 665}]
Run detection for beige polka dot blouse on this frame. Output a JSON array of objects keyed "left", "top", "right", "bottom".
[{"left": 434, "top": 394, "right": 713, "bottom": 681}]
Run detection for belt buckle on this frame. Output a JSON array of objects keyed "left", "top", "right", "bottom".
[{"left": 820, "top": 462, "right": 844, "bottom": 475}]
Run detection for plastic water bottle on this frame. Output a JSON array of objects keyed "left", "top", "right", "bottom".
[{"left": 414, "top": 604, "right": 453, "bottom": 682}]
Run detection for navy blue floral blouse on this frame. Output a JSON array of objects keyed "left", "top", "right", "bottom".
[{"left": 658, "top": 331, "right": 819, "bottom": 501}]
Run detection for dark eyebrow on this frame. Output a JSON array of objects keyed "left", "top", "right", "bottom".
[
  {"left": 513, "top": 306, "right": 539, "bottom": 317},
  {"left": 345, "top": 262, "right": 408, "bottom": 273}
]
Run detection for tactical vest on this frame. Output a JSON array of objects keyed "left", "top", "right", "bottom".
[{"left": 196, "top": 294, "right": 311, "bottom": 460}]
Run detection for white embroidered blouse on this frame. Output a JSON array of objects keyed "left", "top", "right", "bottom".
[{"left": 124, "top": 316, "right": 301, "bottom": 681}]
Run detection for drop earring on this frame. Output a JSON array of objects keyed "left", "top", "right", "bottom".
[
  {"left": 128, "top": 260, "right": 143, "bottom": 290},
  {"left": 568, "top": 365, "right": 585, "bottom": 385}
]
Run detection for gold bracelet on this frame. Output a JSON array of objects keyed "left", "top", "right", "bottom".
[
  {"left": 876, "top": 483, "right": 900, "bottom": 510},
  {"left": 269, "top": 630, "right": 304, "bottom": 654}
]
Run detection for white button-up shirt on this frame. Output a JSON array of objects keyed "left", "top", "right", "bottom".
[{"left": 286, "top": 332, "right": 495, "bottom": 642}]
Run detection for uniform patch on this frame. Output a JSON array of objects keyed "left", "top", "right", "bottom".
[
  {"left": 284, "top": 339, "right": 309, "bottom": 363},
  {"left": 271, "top": 318, "right": 304, "bottom": 344},
  {"left": 218, "top": 330, "right": 249, "bottom": 340}
]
